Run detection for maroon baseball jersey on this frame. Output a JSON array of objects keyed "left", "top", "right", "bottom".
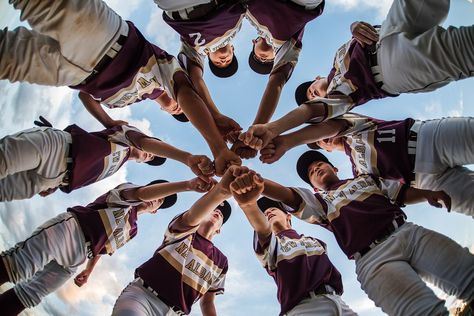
[
  {"left": 338, "top": 114, "right": 416, "bottom": 183},
  {"left": 68, "top": 183, "right": 143, "bottom": 257},
  {"left": 254, "top": 229, "right": 343, "bottom": 315},
  {"left": 61, "top": 124, "right": 153, "bottom": 193},
  {"left": 71, "top": 21, "right": 186, "bottom": 108},
  {"left": 135, "top": 213, "right": 228, "bottom": 315},
  {"left": 246, "top": 0, "right": 324, "bottom": 76},
  {"left": 164, "top": 2, "right": 246, "bottom": 59},
  {"left": 288, "top": 175, "right": 407, "bottom": 259}
]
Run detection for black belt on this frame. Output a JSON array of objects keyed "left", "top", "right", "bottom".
[
  {"left": 135, "top": 278, "right": 186, "bottom": 315},
  {"left": 80, "top": 34, "right": 128, "bottom": 85},
  {"left": 354, "top": 216, "right": 406, "bottom": 259},
  {"left": 407, "top": 121, "right": 422, "bottom": 183},
  {"left": 310, "top": 284, "right": 337, "bottom": 296}
]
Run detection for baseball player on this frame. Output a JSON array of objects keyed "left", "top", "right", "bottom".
[
  {"left": 154, "top": 0, "right": 247, "bottom": 141},
  {"left": 0, "top": 0, "right": 241, "bottom": 175},
  {"left": 230, "top": 0, "right": 324, "bottom": 158},
  {"left": 0, "top": 177, "right": 213, "bottom": 315},
  {"left": 243, "top": 111, "right": 474, "bottom": 218},
  {"left": 293, "top": 0, "right": 474, "bottom": 121},
  {"left": 230, "top": 172, "right": 357, "bottom": 316},
  {"left": 0, "top": 121, "right": 214, "bottom": 201},
  {"left": 261, "top": 150, "right": 474, "bottom": 315},
  {"left": 111, "top": 166, "right": 245, "bottom": 316}
]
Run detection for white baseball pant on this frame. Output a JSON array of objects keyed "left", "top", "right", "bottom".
[
  {"left": 377, "top": 0, "right": 474, "bottom": 94},
  {"left": 0, "top": 0, "right": 125, "bottom": 86},
  {"left": 0, "top": 127, "right": 70, "bottom": 201},
  {"left": 1, "top": 212, "right": 87, "bottom": 308},
  {"left": 112, "top": 279, "right": 180, "bottom": 316},
  {"left": 414, "top": 117, "right": 474, "bottom": 217},
  {"left": 285, "top": 292, "right": 358, "bottom": 316},
  {"left": 355, "top": 222, "right": 474, "bottom": 316}
]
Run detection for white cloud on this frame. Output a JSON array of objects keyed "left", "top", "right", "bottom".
[
  {"left": 145, "top": 9, "right": 181, "bottom": 53},
  {"left": 104, "top": 0, "right": 145, "bottom": 19},
  {"left": 330, "top": 0, "right": 392, "bottom": 18}
]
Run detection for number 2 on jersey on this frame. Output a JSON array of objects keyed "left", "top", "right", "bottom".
[{"left": 189, "top": 32, "right": 206, "bottom": 46}]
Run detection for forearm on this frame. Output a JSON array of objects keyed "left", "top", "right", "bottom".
[
  {"left": 402, "top": 187, "right": 429, "bottom": 205},
  {"left": 281, "top": 120, "right": 346, "bottom": 148},
  {"left": 182, "top": 185, "right": 230, "bottom": 227},
  {"left": 262, "top": 179, "right": 302, "bottom": 210},
  {"left": 267, "top": 103, "right": 326, "bottom": 136},
  {"left": 200, "top": 300, "right": 217, "bottom": 316},
  {"left": 139, "top": 137, "right": 190, "bottom": 165},
  {"left": 79, "top": 92, "right": 112, "bottom": 127},
  {"left": 253, "top": 73, "right": 285, "bottom": 124},
  {"left": 240, "top": 203, "right": 272, "bottom": 237},
  {"left": 85, "top": 255, "right": 100, "bottom": 272},
  {"left": 189, "top": 66, "right": 220, "bottom": 117},
  {"left": 175, "top": 76, "right": 227, "bottom": 155},
  {"left": 135, "top": 181, "right": 190, "bottom": 201}
]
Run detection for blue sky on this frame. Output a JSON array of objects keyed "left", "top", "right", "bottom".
[{"left": 1, "top": 1, "right": 473, "bottom": 315}]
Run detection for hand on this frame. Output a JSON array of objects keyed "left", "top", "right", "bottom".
[
  {"left": 425, "top": 190, "right": 451, "bottom": 212},
  {"left": 259, "top": 136, "right": 289, "bottom": 164},
  {"left": 187, "top": 155, "right": 215, "bottom": 182},
  {"left": 214, "top": 148, "right": 242, "bottom": 176},
  {"left": 230, "top": 140, "right": 258, "bottom": 159},
  {"left": 74, "top": 269, "right": 91, "bottom": 287},
  {"left": 239, "top": 124, "right": 277, "bottom": 151},
  {"left": 230, "top": 172, "right": 264, "bottom": 207},
  {"left": 214, "top": 113, "right": 242, "bottom": 143},
  {"left": 104, "top": 119, "right": 129, "bottom": 128},
  {"left": 217, "top": 165, "right": 250, "bottom": 196},
  {"left": 350, "top": 21, "right": 379, "bottom": 47},
  {"left": 187, "top": 177, "right": 216, "bottom": 193}
]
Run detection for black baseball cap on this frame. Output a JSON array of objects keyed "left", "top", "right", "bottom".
[
  {"left": 294, "top": 81, "right": 313, "bottom": 106},
  {"left": 307, "top": 142, "right": 321, "bottom": 150},
  {"left": 208, "top": 54, "right": 239, "bottom": 78},
  {"left": 172, "top": 113, "right": 189, "bottom": 123},
  {"left": 257, "top": 197, "right": 287, "bottom": 213},
  {"left": 296, "top": 150, "right": 334, "bottom": 185},
  {"left": 248, "top": 49, "right": 273, "bottom": 75},
  {"left": 145, "top": 155, "right": 166, "bottom": 166},
  {"left": 146, "top": 180, "right": 178, "bottom": 209},
  {"left": 216, "top": 200, "right": 232, "bottom": 224}
]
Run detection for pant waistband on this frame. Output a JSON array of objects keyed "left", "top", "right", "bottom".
[
  {"left": 308, "top": 284, "right": 337, "bottom": 298},
  {"left": 134, "top": 277, "right": 186, "bottom": 315},
  {"left": 366, "top": 44, "right": 399, "bottom": 97},
  {"left": 80, "top": 22, "right": 129, "bottom": 85},
  {"left": 352, "top": 216, "right": 406, "bottom": 260},
  {"left": 407, "top": 120, "right": 422, "bottom": 182},
  {"left": 61, "top": 132, "right": 73, "bottom": 186}
]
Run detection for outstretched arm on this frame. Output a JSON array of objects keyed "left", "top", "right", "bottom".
[
  {"left": 74, "top": 256, "right": 101, "bottom": 287},
  {"left": 200, "top": 292, "right": 217, "bottom": 316},
  {"left": 231, "top": 172, "right": 271, "bottom": 238},
  {"left": 403, "top": 187, "right": 451, "bottom": 212},
  {"left": 252, "top": 70, "right": 288, "bottom": 125},
  {"left": 79, "top": 92, "right": 128, "bottom": 128},
  {"left": 262, "top": 178, "right": 302, "bottom": 210},
  {"left": 174, "top": 74, "right": 241, "bottom": 175}
]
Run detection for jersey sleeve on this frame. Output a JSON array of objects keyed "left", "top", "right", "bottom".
[
  {"left": 106, "top": 125, "right": 152, "bottom": 150},
  {"left": 163, "top": 212, "right": 200, "bottom": 245},
  {"left": 105, "top": 183, "right": 144, "bottom": 208},
  {"left": 253, "top": 231, "right": 278, "bottom": 270},
  {"left": 270, "top": 38, "right": 300, "bottom": 81},
  {"left": 376, "top": 177, "right": 408, "bottom": 206},
  {"left": 284, "top": 187, "right": 328, "bottom": 224},
  {"left": 208, "top": 261, "right": 228, "bottom": 294},
  {"left": 178, "top": 41, "right": 206, "bottom": 72}
]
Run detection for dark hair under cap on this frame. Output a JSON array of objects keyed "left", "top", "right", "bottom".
[
  {"left": 296, "top": 150, "right": 334, "bottom": 185},
  {"left": 146, "top": 180, "right": 178, "bottom": 209},
  {"left": 257, "top": 197, "right": 287, "bottom": 213},
  {"left": 172, "top": 113, "right": 189, "bottom": 122},
  {"left": 294, "top": 81, "right": 313, "bottom": 106},
  {"left": 208, "top": 54, "right": 239, "bottom": 78},
  {"left": 216, "top": 200, "right": 232, "bottom": 224},
  {"left": 248, "top": 48, "right": 273, "bottom": 75}
]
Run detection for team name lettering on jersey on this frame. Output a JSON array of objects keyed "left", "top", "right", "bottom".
[
  {"left": 99, "top": 206, "right": 133, "bottom": 254},
  {"left": 97, "top": 143, "right": 129, "bottom": 182}
]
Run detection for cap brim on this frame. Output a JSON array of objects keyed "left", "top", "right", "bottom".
[
  {"left": 146, "top": 179, "right": 178, "bottom": 209},
  {"left": 257, "top": 197, "right": 286, "bottom": 213},
  {"left": 248, "top": 51, "right": 273, "bottom": 75},
  {"left": 208, "top": 55, "right": 239, "bottom": 78},
  {"left": 216, "top": 200, "right": 232, "bottom": 224},
  {"left": 145, "top": 156, "right": 167, "bottom": 166},
  {"left": 294, "top": 81, "right": 313, "bottom": 106},
  {"left": 307, "top": 142, "right": 321, "bottom": 150},
  {"left": 172, "top": 113, "right": 189, "bottom": 122},
  {"left": 296, "top": 150, "right": 333, "bottom": 185}
]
